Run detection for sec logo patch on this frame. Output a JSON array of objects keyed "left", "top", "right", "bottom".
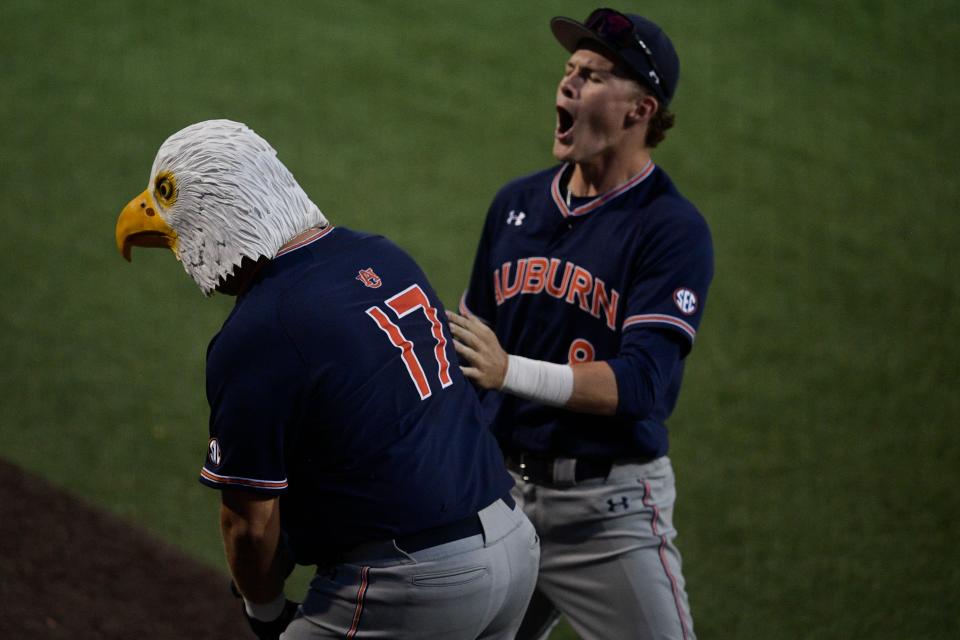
[
  {"left": 673, "top": 288, "right": 698, "bottom": 316},
  {"left": 208, "top": 438, "right": 222, "bottom": 467}
]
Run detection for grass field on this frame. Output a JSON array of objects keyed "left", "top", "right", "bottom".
[{"left": 2, "top": 1, "right": 958, "bottom": 638}]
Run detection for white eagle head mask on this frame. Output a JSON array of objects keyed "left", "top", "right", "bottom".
[{"left": 115, "top": 119, "right": 327, "bottom": 295}]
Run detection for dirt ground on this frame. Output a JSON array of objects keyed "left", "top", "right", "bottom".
[{"left": 0, "top": 458, "right": 252, "bottom": 639}]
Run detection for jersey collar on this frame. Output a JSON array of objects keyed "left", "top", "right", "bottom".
[
  {"left": 276, "top": 225, "right": 335, "bottom": 257},
  {"left": 550, "top": 160, "right": 655, "bottom": 218}
]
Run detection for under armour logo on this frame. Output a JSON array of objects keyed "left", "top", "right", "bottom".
[
  {"left": 607, "top": 496, "right": 630, "bottom": 512},
  {"left": 506, "top": 210, "right": 526, "bottom": 226}
]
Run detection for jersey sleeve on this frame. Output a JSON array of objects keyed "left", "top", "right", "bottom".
[
  {"left": 621, "top": 204, "right": 714, "bottom": 355},
  {"left": 200, "top": 309, "right": 307, "bottom": 494},
  {"left": 607, "top": 327, "right": 684, "bottom": 420},
  {"left": 460, "top": 199, "right": 501, "bottom": 324}
]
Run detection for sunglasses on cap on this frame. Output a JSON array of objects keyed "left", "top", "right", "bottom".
[{"left": 585, "top": 8, "right": 667, "bottom": 96}]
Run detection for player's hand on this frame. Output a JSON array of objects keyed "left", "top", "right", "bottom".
[
  {"left": 243, "top": 598, "right": 299, "bottom": 640},
  {"left": 446, "top": 310, "right": 509, "bottom": 390},
  {"left": 231, "top": 581, "right": 299, "bottom": 640}
]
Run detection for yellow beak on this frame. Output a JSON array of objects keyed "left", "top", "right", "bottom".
[{"left": 115, "top": 189, "right": 179, "bottom": 261}]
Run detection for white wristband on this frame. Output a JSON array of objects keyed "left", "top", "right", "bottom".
[
  {"left": 500, "top": 355, "right": 574, "bottom": 407},
  {"left": 244, "top": 591, "right": 287, "bottom": 622}
]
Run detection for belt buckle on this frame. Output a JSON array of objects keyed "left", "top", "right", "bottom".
[
  {"left": 516, "top": 452, "right": 577, "bottom": 487},
  {"left": 518, "top": 453, "right": 531, "bottom": 482}
]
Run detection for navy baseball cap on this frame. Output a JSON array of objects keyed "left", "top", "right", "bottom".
[{"left": 550, "top": 8, "right": 680, "bottom": 106}]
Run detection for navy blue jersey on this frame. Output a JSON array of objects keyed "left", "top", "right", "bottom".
[
  {"left": 462, "top": 162, "right": 713, "bottom": 460},
  {"left": 200, "top": 226, "right": 513, "bottom": 564}
]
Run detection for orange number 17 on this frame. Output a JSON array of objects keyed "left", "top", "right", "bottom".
[{"left": 365, "top": 284, "right": 453, "bottom": 400}]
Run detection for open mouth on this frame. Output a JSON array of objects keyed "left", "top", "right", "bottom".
[
  {"left": 121, "top": 231, "right": 177, "bottom": 261},
  {"left": 127, "top": 230, "right": 175, "bottom": 249},
  {"left": 556, "top": 106, "right": 574, "bottom": 137}
]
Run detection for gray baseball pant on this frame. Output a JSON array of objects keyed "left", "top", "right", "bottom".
[
  {"left": 281, "top": 497, "right": 540, "bottom": 639},
  {"left": 513, "top": 456, "right": 695, "bottom": 640}
]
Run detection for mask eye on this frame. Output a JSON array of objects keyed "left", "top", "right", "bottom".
[{"left": 154, "top": 173, "right": 177, "bottom": 206}]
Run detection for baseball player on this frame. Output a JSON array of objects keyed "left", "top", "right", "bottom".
[
  {"left": 447, "top": 9, "right": 713, "bottom": 640},
  {"left": 114, "top": 119, "right": 539, "bottom": 639}
]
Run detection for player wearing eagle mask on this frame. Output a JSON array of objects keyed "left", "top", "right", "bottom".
[{"left": 116, "top": 119, "right": 539, "bottom": 640}]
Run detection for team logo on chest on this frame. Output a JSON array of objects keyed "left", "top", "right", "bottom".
[
  {"left": 673, "top": 288, "right": 698, "bottom": 315},
  {"left": 356, "top": 267, "right": 382, "bottom": 288},
  {"left": 493, "top": 257, "right": 620, "bottom": 331},
  {"left": 506, "top": 210, "right": 526, "bottom": 226}
]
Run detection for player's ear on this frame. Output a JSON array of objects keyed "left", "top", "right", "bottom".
[{"left": 625, "top": 90, "right": 659, "bottom": 127}]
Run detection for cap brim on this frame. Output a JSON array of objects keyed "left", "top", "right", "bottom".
[{"left": 550, "top": 16, "right": 615, "bottom": 55}]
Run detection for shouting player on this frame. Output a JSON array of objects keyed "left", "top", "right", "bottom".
[
  {"left": 448, "top": 9, "right": 713, "bottom": 640},
  {"left": 115, "top": 119, "right": 539, "bottom": 640}
]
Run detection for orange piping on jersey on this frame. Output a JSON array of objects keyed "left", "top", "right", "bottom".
[
  {"left": 199, "top": 467, "right": 288, "bottom": 490},
  {"left": 551, "top": 160, "right": 656, "bottom": 218},
  {"left": 622, "top": 314, "right": 696, "bottom": 342},
  {"left": 275, "top": 226, "right": 335, "bottom": 257}
]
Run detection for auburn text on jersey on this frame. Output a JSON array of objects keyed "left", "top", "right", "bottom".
[{"left": 493, "top": 257, "right": 619, "bottom": 330}]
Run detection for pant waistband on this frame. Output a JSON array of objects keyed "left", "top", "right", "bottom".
[
  {"left": 506, "top": 451, "right": 654, "bottom": 487},
  {"left": 337, "top": 493, "right": 515, "bottom": 561},
  {"left": 397, "top": 514, "right": 483, "bottom": 554}
]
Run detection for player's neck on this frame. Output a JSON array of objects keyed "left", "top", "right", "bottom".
[{"left": 568, "top": 150, "right": 652, "bottom": 198}]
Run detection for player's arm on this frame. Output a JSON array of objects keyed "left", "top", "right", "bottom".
[
  {"left": 448, "top": 310, "right": 658, "bottom": 416},
  {"left": 567, "top": 360, "right": 620, "bottom": 414},
  {"left": 220, "top": 489, "right": 292, "bottom": 617}
]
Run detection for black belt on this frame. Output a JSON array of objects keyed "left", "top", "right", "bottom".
[
  {"left": 506, "top": 451, "right": 614, "bottom": 487},
  {"left": 395, "top": 493, "right": 515, "bottom": 553}
]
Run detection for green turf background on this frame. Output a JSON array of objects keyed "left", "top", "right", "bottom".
[{"left": 1, "top": 1, "right": 958, "bottom": 637}]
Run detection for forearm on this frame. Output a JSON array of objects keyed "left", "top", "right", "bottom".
[
  {"left": 568, "top": 361, "right": 618, "bottom": 415},
  {"left": 501, "top": 356, "right": 617, "bottom": 415},
  {"left": 224, "top": 531, "right": 286, "bottom": 602},
  {"left": 502, "top": 334, "right": 680, "bottom": 419},
  {"left": 449, "top": 310, "right": 619, "bottom": 416},
  {"left": 449, "top": 310, "right": 661, "bottom": 418},
  {"left": 220, "top": 497, "right": 287, "bottom": 604}
]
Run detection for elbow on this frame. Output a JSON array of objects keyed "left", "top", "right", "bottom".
[
  {"left": 222, "top": 512, "right": 264, "bottom": 545},
  {"left": 615, "top": 390, "right": 657, "bottom": 421},
  {"left": 610, "top": 360, "right": 661, "bottom": 421},
  {"left": 610, "top": 331, "right": 683, "bottom": 421},
  {"left": 221, "top": 510, "right": 274, "bottom": 550}
]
